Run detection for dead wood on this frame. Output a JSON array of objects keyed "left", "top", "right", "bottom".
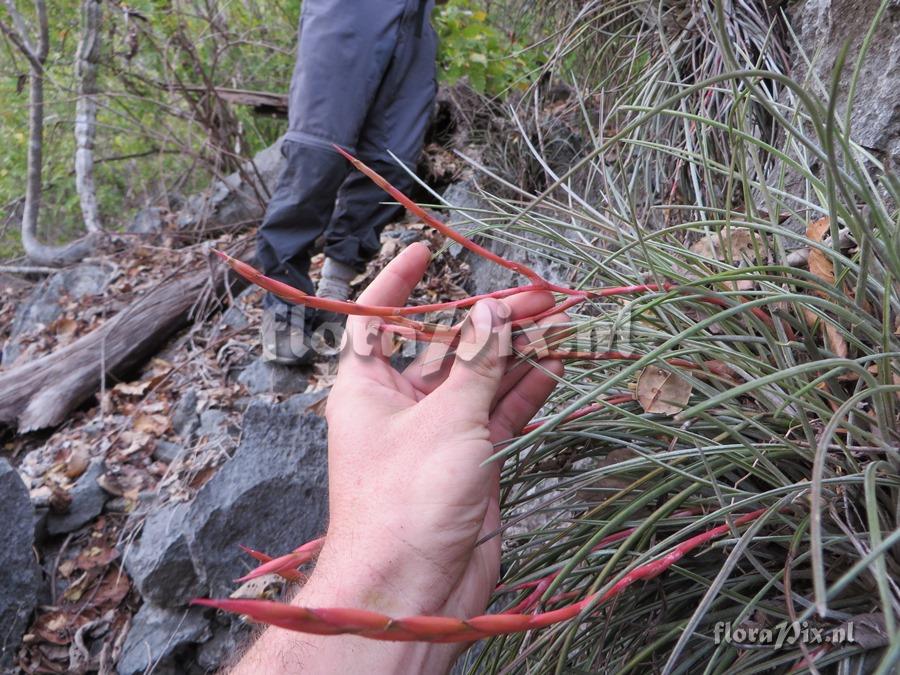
[{"left": 0, "top": 245, "right": 248, "bottom": 432}]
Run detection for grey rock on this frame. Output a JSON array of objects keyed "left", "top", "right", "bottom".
[
  {"left": 119, "top": 393, "right": 327, "bottom": 657},
  {"left": 196, "top": 621, "right": 251, "bottom": 673},
  {"left": 765, "top": 0, "right": 900, "bottom": 234},
  {"left": 185, "top": 398, "right": 328, "bottom": 596},
  {"left": 217, "top": 286, "right": 256, "bottom": 334},
  {"left": 2, "top": 263, "right": 114, "bottom": 365},
  {"left": 123, "top": 502, "right": 201, "bottom": 607},
  {"left": 171, "top": 389, "right": 200, "bottom": 440},
  {"left": 33, "top": 506, "right": 49, "bottom": 543},
  {"left": 196, "top": 408, "right": 230, "bottom": 441},
  {"left": 128, "top": 206, "right": 165, "bottom": 235},
  {"left": 0, "top": 460, "right": 39, "bottom": 670},
  {"left": 175, "top": 138, "right": 285, "bottom": 233},
  {"left": 284, "top": 388, "right": 329, "bottom": 412},
  {"left": 237, "top": 357, "right": 308, "bottom": 395},
  {"left": 152, "top": 440, "right": 183, "bottom": 464},
  {"left": 116, "top": 604, "right": 210, "bottom": 675},
  {"left": 442, "top": 180, "right": 568, "bottom": 297},
  {"left": 46, "top": 458, "right": 107, "bottom": 536},
  {"left": 793, "top": 0, "right": 899, "bottom": 166}
]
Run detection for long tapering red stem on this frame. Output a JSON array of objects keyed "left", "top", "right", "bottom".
[
  {"left": 332, "top": 145, "right": 549, "bottom": 286},
  {"left": 193, "top": 508, "right": 769, "bottom": 642}
]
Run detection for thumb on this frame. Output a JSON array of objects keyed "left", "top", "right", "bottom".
[{"left": 435, "top": 299, "right": 511, "bottom": 418}]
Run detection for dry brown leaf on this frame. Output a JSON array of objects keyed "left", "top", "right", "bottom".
[
  {"left": 825, "top": 322, "right": 848, "bottom": 358},
  {"left": 690, "top": 228, "right": 767, "bottom": 264},
  {"left": 89, "top": 569, "right": 131, "bottom": 610},
  {"left": 53, "top": 318, "right": 79, "bottom": 338},
  {"left": 32, "top": 611, "right": 92, "bottom": 645},
  {"left": 113, "top": 380, "right": 151, "bottom": 397},
  {"left": 63, "top": 447, "right": 90, "bottom": 480},
  {"left": 74, "top": 545, "right": 120, "bottom": 571},
  {"left": 636, "top": 366, "right": 693, "bottom": 415},
  {"left": 807, "top": 217, "right": 834, "bottom": 284},
  {"left": 805, "top": 217, "right": 849, "bottom": 357},
  {"left": 229, "top": 572, "right": 285, "bottom": 600},
  {"left": 133, "top": 413, "right": 169, "bottom": 437}
]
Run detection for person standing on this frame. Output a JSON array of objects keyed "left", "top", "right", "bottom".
[{"left": 257, "top": 0, "right": 438, "bottom": 365}]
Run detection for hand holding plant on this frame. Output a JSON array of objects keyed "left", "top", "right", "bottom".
[{"left": 227, "top": 242, "right": 566, "bottom": 672}]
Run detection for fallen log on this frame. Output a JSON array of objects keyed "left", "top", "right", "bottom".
[
  {"left": 0, "top": 246, "right": 247, "bottom": 432},
  {"left": 0, "top": 134, "right": 285, "bottom": 432}
]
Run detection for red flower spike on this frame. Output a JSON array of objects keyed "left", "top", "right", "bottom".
[{"left": 193, "top": 508, "right": 770, "bottom": 643}]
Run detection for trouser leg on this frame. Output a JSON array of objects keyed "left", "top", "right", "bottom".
[
  {"left": 257, "top": 141, "right": 348, "bottom": 297},
  {"left": 324, "top": 0, "right": 438, "bottom": 269},
  {"left": 256, "top": 0, "right": 410, "bottom": 300},
  {"left": 323, "top": 161, "right": 415, "bottom": 268}
]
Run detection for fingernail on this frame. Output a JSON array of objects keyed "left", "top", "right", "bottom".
[{"left": 470, "top": 301, "right": 496, "bottom": 335}]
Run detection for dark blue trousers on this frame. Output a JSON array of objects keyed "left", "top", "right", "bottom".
[{"left": 257, "top": 0, "right": 437, "bottom": 298}]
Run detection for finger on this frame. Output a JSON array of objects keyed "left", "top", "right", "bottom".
[
  {"left": 355, "top": 241, "right": 431, "bottom": 307},
  {"left": 489, "top": 357, "right": 564, "bottom": 444},
  {"left": 430, "top": 299, "right": 511, "bottom": 420},
  {"left": 493, "top": 311, "right": 570, "bottom": 406},
  {"left": 402, "top": 291, "right": 555, "bottom": 393},
  {"left": 342, "top": 242, "right": 431, "bottom": 368}
]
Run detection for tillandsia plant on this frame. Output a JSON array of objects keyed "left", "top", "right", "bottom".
[{"left": 195, "top": 1, "right": 900, "bottom": 672}]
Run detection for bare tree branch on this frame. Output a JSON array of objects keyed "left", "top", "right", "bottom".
[
  {"left": 74, "top": 0, "right": 103, "bottom": 233},
  {"left": 0, "top": 13, "right": 39, "bottom": 69},
  {"left": 2, "top": 0, "right": 35, "bottom": 58}
]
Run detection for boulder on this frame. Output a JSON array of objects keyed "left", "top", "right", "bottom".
[
  {"left": 116, "top": 604, "right": 210, "bottom": 675},
  {"left": 122, "top": 395, "right": 328, "bottom": 611},
  {"left": 0, "top": 459, "right": 40, "bottom": 670},
  {"left": 766, "top": 0, "right": 899, "bottom": 234},
  {"left": 175, "top": 138, "right": 285, "bottom": 233},
  {"left": 185, "top": 397, "right": 329, "bottom": 596},
  {"left": 792, "top": 0, "right": 899, "bottom": 167},
  {"left": 46, "top": 457, "right": 107, "bottom": 536},
  {"left": 123, "top": 501, "right": 202, "bottom": 608},
  {"left": 237, "top": 357, "right": 308, "bottom": 396},
  {"left": 2, "top": 263, "right": 114, "bottom": 365}
]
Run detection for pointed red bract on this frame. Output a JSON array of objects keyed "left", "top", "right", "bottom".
[{"left": 236, "top": 537, "right": 325, "bottom": 583}]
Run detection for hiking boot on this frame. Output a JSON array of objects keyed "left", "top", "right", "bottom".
[{"left": 260, "top": 301, "right": 316, "bottom": 366}]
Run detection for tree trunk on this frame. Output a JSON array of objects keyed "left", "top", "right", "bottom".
[
  {"left": 74, "top": 0, "right": 103, "bottom": 234},
  {"left": 2, "top": 0, "right": 97, "bottom": 266}
]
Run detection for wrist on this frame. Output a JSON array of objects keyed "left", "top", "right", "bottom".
[
  {"left": 298, "top": 534, "right": 442, "bottom": 616},
  {"left": 288, "top": 541, "right": 459, "bottom": 674}
]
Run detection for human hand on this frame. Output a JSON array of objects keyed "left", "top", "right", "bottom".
[
  {"left": 233, "top": 242, "right": 565, "bottom": 673},
  {"left": 323, "top": 242, "right": 564, "bottom": 665}
]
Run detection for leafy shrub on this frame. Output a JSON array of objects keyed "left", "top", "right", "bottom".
[{"left": 433, "top": 0, "right": 540, "bottom": 95}]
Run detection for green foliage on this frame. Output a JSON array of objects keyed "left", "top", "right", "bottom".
[
  {"left": 433, "top": 0, "right": 540, "bottom": 95},
  {"left": 442, "top": 1, "right": 900, "bottom": 672},
  {"left": 0, "top": 0, "right": 300, "bottom": 257},
  {"left": 0, "top": 0, "right": 541, "bottom": 259}
]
